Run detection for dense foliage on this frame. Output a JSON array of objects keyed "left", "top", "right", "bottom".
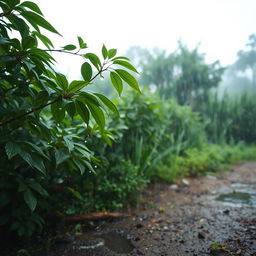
[{"left": 0, "top": 0, "right": 139, "bottom": 238}]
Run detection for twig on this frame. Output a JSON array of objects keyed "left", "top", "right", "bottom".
[{"left": 0, "top": 98, "right": 60, "bottom": 127}]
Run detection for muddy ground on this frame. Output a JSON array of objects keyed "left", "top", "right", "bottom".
[{"left": 42, "top": 162, "right": 256, "bottom": 256}]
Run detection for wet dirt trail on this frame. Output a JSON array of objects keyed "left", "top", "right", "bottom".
[{"left": 46, "top": 162, "right": 256, "bottom": 256}]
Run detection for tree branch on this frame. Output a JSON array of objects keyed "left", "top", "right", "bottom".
[
  {"left": 0, "top": 98, "right": 60, "bottom": 127},
  {"left": 44, "top": 49, "right": 84, "bottom": 58}
]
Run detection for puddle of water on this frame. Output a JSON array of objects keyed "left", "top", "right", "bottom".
[
  {"left": 215, "top": 183, "right": 256, "bottom": 206},
  {"left": 78, "top": 231, "right": 134, "bottom": 254},
  {"left": 80, "top": 241, "right": 104, "bottom": 249},
  {"left": 97, "top": 232, "right": 134, "bottom": 254},
  {"left": 216, "top": 192, "right": 252, "bottom": 204}
]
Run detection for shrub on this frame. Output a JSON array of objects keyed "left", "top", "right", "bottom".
[{"left": 0, "top": 0, "right": 139, "bottom": 239}]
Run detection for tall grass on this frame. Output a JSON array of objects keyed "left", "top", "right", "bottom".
[{"left": 197, "top": 92, "right": 256, "bottom": 144}]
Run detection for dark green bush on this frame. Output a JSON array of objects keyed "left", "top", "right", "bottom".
[{"left": 0, "top": 0, "right": 139, "bottom": 239}]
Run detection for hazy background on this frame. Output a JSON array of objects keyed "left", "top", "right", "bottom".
[{"left": 35, "top": 0, "right": 256, "bottom": 80}]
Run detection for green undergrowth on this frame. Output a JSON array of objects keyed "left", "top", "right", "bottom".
[
  {"left": 64, "top": 143, "right": 256, "bottom": 213},
  {"left": 150, "top": 143, "right": 256, "bottom": 182}
]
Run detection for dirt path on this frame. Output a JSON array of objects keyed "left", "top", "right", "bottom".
[{"left": 45, "top": 162, "right": 256, "bottom": 256}]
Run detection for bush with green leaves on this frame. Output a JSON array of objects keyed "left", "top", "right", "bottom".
[
  {"left": 151, "top": 143, "right": 256, "bottom": 182},
  {"left": 86, "top": 90, "right": 206, "bottom": 184},
  {"left": 0, "top": 0, "right": 139, "bottom": 238}
]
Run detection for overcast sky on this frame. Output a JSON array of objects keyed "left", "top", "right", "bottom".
[{"left": 35, "top": 0, "right": 256, "bottom": 78}]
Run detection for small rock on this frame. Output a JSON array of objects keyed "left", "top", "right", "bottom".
[
  {"left": 182, "top": 178, "right": 190, "bottom": 186},
  {"left": 223, "top": 209, "right": 230, "bottom": 214},
  {"left": 206, "top": 175, "right": 217, "bottom": 180},
  {"left": 136, "top": 223, "right": 144, "bottom": 228},
  {"left": 199, "top": 218, "right": 206, "bottom": 224},
  {"left": 236, "top": 249, "right": 242, "bottom": 254},
  {"left": 198, "top": 232, "right": 205, "bottom": 239},
  {"left": 162, "top": 226, "right": 168, "bottom": 231},
  {"left": 170, "top": 184, "right": 178, "bottom": 190}
]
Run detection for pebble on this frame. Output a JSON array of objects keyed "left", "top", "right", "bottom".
[
  {"left": 170, "top": 184, "right": 178, "bottom": 190},
  {"left": 198, "top": 232, "right": 205, "bottom": 239},
  {"left": 182, "top": 179, "right": 190, "bottom": 186}
]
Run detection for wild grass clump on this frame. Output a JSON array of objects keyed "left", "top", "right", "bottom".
[{"left": 150, "top": 143, "right": 256, "bottom": 182}]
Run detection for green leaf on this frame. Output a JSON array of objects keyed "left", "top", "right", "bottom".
[
  {"left": 84, "top": 53, "right": 101, "bottom": 71},
  {"left": 68, "top": 80, "right": 89, "bottom": 93},
  {"left": 23, "top": 142, "right": 48, "bottom": 159},
  {"left": 75, "top": 100, "right": 90, "bottom": 124},
  {"left": 74, "top": 143, "right": 91, "bottom": 159},
  {"left": 55, "top": 73, "right": 68, "bottom": 90},
  {"left": 65, "top": 102, "right": 76, "bottom": 118},
  {"left": 18, "top": 12, "right": 40, "bottom": 32},
  {"left": 5, "top": 142, "right": 20, "bottom": 159},
  {"left": 63, "top": 136, "right": 74, "bottom": 152},
  {"left": 33, "top": 91, "right": 49, "bottom": 108},
  {"left": 18, "top": 183, "right": 27, "bottom": 192},
  {"left": 21, "top": 11, "right": 61, "bottom": 35},
  {"left": 108, "top": 48, "right": 117, "bottom": 58},
  {"left": 115, "top": 69, "right": 141, "bottom": 92},
  {"left": 67, "top": 187, "right": 83, "bottom": 200},
  {"left": 0, "top": 55, "right": 16, "bottom": 62},
  {"left": 102, "top": 44, "right": 108, "bottom": 59},
  {"left": 23, "top": 59, "right": 36, "bottom": 71},
  {"left": 83, "top": 159, "right": 96, "bottom": 174},
  {"left": 81, "top": 62, "right": 92, "bottom": 81},
  {"left": 77, "top": 36, "right": 87, "bottom": 49},
  {"left": 86, "top": 102, "right": 105, "bottom": 129},
  {"left": 29, "top": 183, "right": 48, "bottom": 196},
  {"left": 0, "top": 37, "right": 10, "bottom": 45},
  {"left": 24, "top": 189, "right": 37, "bottom": 212},
  {"left": 32, "top": 31, "right": 53, "bottom": 49},
  {"left": 38, "top": 123, "right": 51, "bottom": 141},
  {"left": 112, "top": 56, "right": 130, "bottom": 61},
  {"left": 5, "top": 0, "right": 20, "bottom": 8},
  {"left": 51, "top": 101, "right": 65, "bottom": 122},
  {"left": 55, "top": 149, "right": 69, "bottom": 166},
  {"left": 113, "top": 60, "right": 139, "bottom": 73},
  {"left": 211, "top": 243, "right": 219, "bottom": 249},
  {"left": 7, "top": 14, "right": 29, "bottom": 37},
  {"left": 110, "top": 71, "right": 123, "bottom": 96},
  {"left": 22, "top": 35, "right": 36, "bottom": 49},
  {"left": 19, "top": 152, "right": 46, "bottom": 175},
  {"left": 62, "top": 44, "right": 76, "bottom": 51},
  {"left": 79, "top": 91, "right": 100, "bottom": 105},
  {"left": 73, "top": 159, "right": 85, "bottom": 175},
  {"left": 19, "top": 1, "right": 43, "bottom": 15},
  {"left": 95, "top": 93, "right": 119, "bottom": 115}
]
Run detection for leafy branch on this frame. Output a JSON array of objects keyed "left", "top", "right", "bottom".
[{"left": 0, "top": 98, "right": 60, "bottom": 127}]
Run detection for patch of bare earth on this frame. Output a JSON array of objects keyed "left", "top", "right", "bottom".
[{"left": 42, "top": 162, "right": 256, "bottom": 256}]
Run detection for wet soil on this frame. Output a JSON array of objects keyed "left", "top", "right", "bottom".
[{"left": 42, "top": 162, "right": 256, "bottom": 256}]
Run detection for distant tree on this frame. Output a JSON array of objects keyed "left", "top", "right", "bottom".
[
  {"left": 235, "top": 34, "right": 256, "bottom": 89},
  {"left": 173, "top": 42, "right": 224, "bottom": 105},
  {"left": 130, "top": 42, "right": 224, "bottom": 104},
  {"left": 139, "top": 49, "right": 175, "bottom": 98},
  {"left": 126, "top": 45, "right": 153, "bottom": 70}
]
